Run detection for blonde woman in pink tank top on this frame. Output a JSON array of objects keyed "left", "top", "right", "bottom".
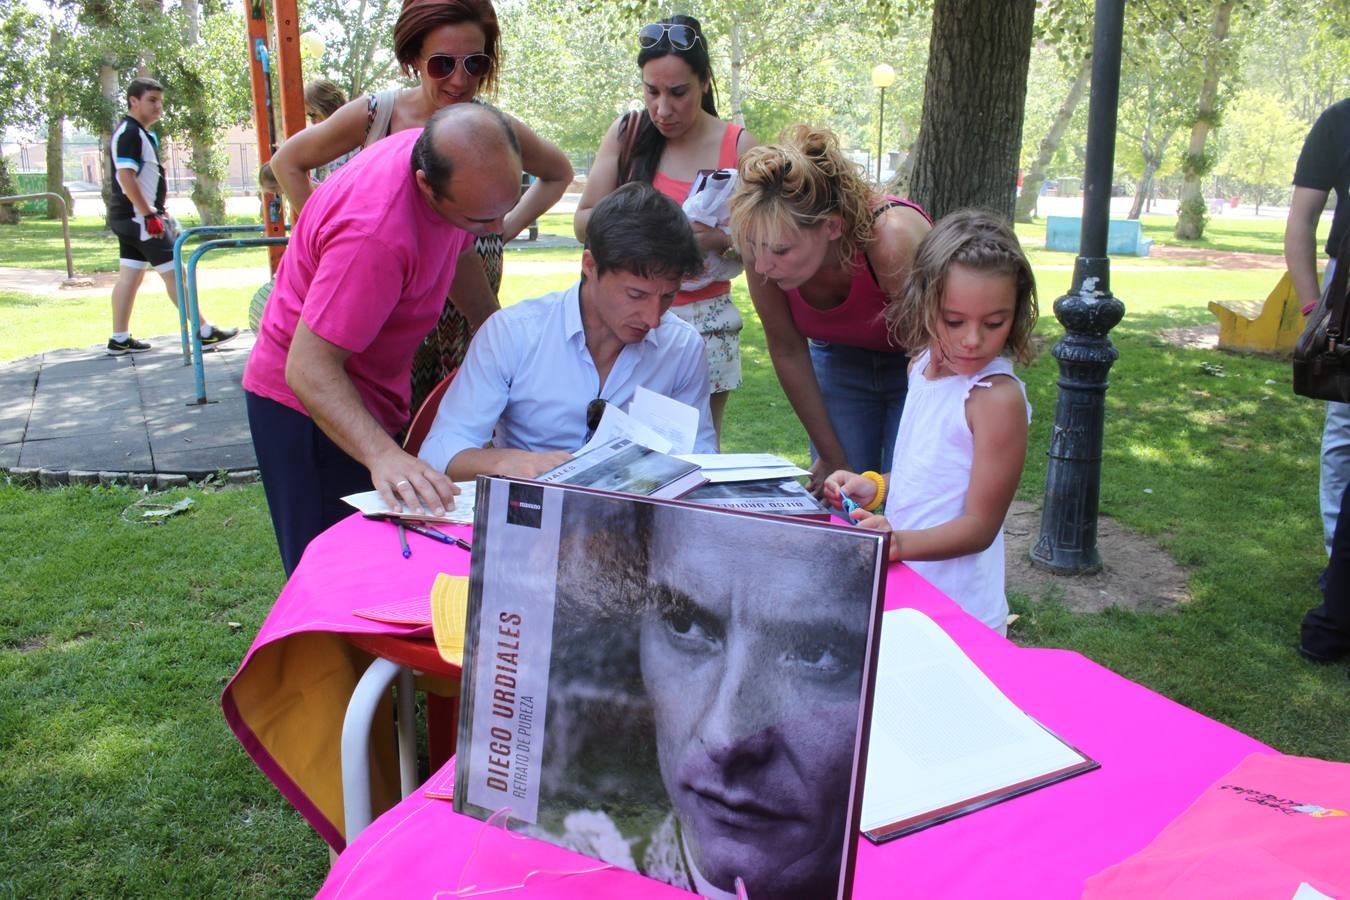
[
  {"left": 574, "top": 14, "right": 758, "bottom": 443},
  {"left": 729, "top": 125, "right": 931, "bottom": 495}
]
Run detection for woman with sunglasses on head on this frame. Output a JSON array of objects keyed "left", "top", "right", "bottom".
[
  {"left": 573, "top": 15, "right": 757, "bottom": 443},
  {"left": 269, "top": 0, "right": 572, "bottom": 412},
  {"left": 728, "top": 125, "right": 932, "bottom": 496}
]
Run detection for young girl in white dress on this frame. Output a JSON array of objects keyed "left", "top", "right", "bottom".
[{"left": 824, "top": 210, "right": 1039, "bottom": 634}]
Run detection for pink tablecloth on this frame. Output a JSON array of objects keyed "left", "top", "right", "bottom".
[
  {"left": 223, "top": 514, "right": 1274, "bottom": 895},
  {"left": 222, "top": 513, "right": 475, "bottom": 849},
  {"left": 298, "top": 518, "right": 1274, "bottom": 898}
]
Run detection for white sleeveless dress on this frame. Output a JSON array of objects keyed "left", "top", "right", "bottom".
[{"left": 883, "top": 348, "right": 1031, "bottom": 632}]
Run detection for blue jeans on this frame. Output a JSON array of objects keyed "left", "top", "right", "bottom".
[
  {"left": 1322, "top": 400, "right": 1350, "bottom": 556},
  {"left": 808, "top": 340, "right": 909, "bottom": 474},
  {"left": 1320, "top": 258, "right": 1346, "bottom": 556}
]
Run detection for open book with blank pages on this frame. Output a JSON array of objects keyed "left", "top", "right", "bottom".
[
  {"left": 861, "top": 609, "right": 1099, "bottom": 842},
  {"left": 537, "top": 437, "right": 705, "bottom": 499}
]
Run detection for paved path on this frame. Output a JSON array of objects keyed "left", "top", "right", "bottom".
[{"left": 0, "top": 331, "right": 256, "bottom": 479}]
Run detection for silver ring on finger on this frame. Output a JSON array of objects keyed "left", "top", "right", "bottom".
[{"left": 396, "top": 479, "right": 411, "bottom": 488}]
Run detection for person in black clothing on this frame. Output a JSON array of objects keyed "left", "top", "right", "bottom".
[
  {"left": 1304, "top": 478, "right": 1350, "bottom": 666},
  {"left": 1288, "top": 98, "right": 1350, "bottom": 668},
  {"left": 105, "top": 76, "right": 237, "bottom": 355},
  {"left": 1288, "top": 98, "right": 1350, "bottom": 555}
]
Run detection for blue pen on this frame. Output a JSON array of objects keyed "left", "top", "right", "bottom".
[
  {"left": 839, "top": 491, "right": 861, "bottom": 523},
  {"left": 397, "top": 522, "right": 411, "bottom": 558},
  {"left": 401, "top": 520, "right": 473, "bottom": 552}
]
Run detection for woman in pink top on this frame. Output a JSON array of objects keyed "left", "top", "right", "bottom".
[
  {"left": 573, "top": 15, "right": 758, "bottom": 442},
  {"left": 270, "top": 0, "right": 573, "bottom": 414},
  {"left": 730, "top": 125, "right": 931, "bottom": 494}
]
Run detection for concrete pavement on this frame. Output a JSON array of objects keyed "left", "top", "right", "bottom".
[{"left": 1, "top": 331, "right": 257, "bottom": 482}]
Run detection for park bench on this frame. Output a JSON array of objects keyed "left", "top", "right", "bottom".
[
  {"left": 1045, "top": 215, "right": 1154, "bottom": 257},
  {"left": 1207, "top": 271, "right": 1302, "bottom": 356}
]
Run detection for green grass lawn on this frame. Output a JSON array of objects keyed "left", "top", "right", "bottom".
[{"left": 3, "top": 218, "right": 1347, "bottom": 895}]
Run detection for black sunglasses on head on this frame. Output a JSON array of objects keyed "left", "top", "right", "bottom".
[
  {"left": 584, "top": 399, "right": 608, "bottom": 443},
  {"left": 638, "top": 22, "right": 699, "bottom": 51},
  {"left": 424, "top": 53, "right": 492, "bottom": 80}
]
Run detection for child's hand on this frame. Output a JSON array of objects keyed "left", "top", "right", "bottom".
[
  {"left": 852, "top": 512, "right": 900, "bottom": 558},
  {"left": 823, "top": 470, "right": 875, "bottom": 509},
  {"left": 820, "top": 469, "right": 853, "bottom": 506}
]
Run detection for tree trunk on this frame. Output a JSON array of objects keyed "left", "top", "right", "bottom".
[
  {"left": 1015, "top": 53, "right": 1091, "bottom": 223},
  {"left": 0, "top": 154, "right": 19, "bottom": 225},
  {"left": 190, "top": 143, "right": 226, "bottom": 224},
  {"left": 182, "top": 0, "right": 225, "bottom": 224},
  {"left": 45, "top": 115, "right": 72, "bottom": 220},
  {"left": 1127, "top": 126, "right": 1174, "bottom": 220},
  {"left": 1128, "top": 173, "right": 1146, "bottom": 219},
  {"left": 99, "top": 60, "right": 120, "bottom": 218},
  {"left": 1174, "top": 0, "right": 1234, "bottom": 240},
  {"left": 909, "top": 0, "right": 1036, "bottom": 221},
  {"left": 349, "top": 0, "right": 370, "bottom": 97},
  {"left": 728, "top": 22, "right": 744, "bottom": 126}
]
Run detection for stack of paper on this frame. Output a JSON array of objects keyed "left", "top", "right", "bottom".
[{"left": 675, "top": 452, "right": 808, "bottom": 483}]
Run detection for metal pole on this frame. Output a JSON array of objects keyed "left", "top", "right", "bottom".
[
  {"left": 184, "top": 235, "right": 288, "bottom": 403},
  {"left": 876, "top": 86, "right": 886, "bottom": 184},
  {"left": 0, "top": 191, "right": 77, "bottom": 281},
  {"left": 1030, "top": 0, "right": 1127, "bottom": 575}
]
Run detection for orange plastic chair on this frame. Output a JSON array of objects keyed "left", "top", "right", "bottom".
[{"left": 402, "top": 368, "right": 457, "bottom": 455}]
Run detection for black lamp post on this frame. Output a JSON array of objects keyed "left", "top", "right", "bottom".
[{"left": 1030, "top": 0, "right": 1127, "bottom": 575}]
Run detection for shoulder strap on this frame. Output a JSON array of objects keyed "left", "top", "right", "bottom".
[
  {"left": 363, "top": 89, "right": 399, "bottom": 147},
  {"left": 1327, "top": 228, "right": 1350, "bottom": 345},
  {"left": 716, "top": 123, "right": 744, "bottom": 167},
  {"left": 862, "top": 198, "right": 933, "bottom": 286}
]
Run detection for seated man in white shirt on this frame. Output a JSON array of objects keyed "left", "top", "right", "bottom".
[{"left": 419, "top": 182, "right": 717, "bottom": 480}]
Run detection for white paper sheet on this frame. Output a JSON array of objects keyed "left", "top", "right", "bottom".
[
  {"left": 674, "top": 453, "right": 808, "bottom": 483},
  {"left": 628, "top": 386, "right": 699, "bottom": 455},
  {"left": 576, "top": 403, "right": 673, "bottom": 456},
  {"left": 341, "top": 481, "right": 477, "bottom": 524}
]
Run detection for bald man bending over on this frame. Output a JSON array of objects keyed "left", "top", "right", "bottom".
[{"left": 243, "top": 103, "right": 522, "bottom": 574}]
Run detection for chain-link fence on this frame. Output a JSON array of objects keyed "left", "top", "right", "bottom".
[{"left": 3, "top": 138, "right": 268, "bottom": 195}]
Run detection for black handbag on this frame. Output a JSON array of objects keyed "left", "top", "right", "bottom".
[{"left": 1293, "top": 228, "right": 1350, "bottom": 402}]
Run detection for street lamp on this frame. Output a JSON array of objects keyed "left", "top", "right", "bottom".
[
  {"left": 871, "top": 63, "right": 896, "bottom": 184},
  {"left": 299, "top": 30, "right": 326, "bottom": 60},
  {"left": 1031, "top": 0, "right": 1127, "bottom": 574}
]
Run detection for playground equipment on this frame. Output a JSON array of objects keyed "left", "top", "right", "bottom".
[
  {"left": 246, "top": 0, "right": 304, "bottom": 271},
  {"left": 1209, "top": 271, "right": 1303, "bottom": 356},
  {"left": 157, "top": 0, "right": 301, "bottom": 406},
  {"left": 172, "top": 225, "right": 288, "bottom": 404}
]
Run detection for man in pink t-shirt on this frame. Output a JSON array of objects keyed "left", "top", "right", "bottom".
[{"left": 243, "top": 103, "right": 521, "bottom": 574}]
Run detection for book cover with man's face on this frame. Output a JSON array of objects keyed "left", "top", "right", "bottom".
[{"left": 457, "top": 479, "right": 888, "bottom": 899}]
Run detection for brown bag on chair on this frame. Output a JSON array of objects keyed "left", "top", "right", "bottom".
[{"left": 1293, "top": 228, "right": 1350, "bottom": 402}]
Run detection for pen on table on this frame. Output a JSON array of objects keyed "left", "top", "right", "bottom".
[
  {"left": 400, "top": 520, "right": 472, "bottom": 552},
  {"left": 397, "top": 522, "right": 411, "bottom": 559}
]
